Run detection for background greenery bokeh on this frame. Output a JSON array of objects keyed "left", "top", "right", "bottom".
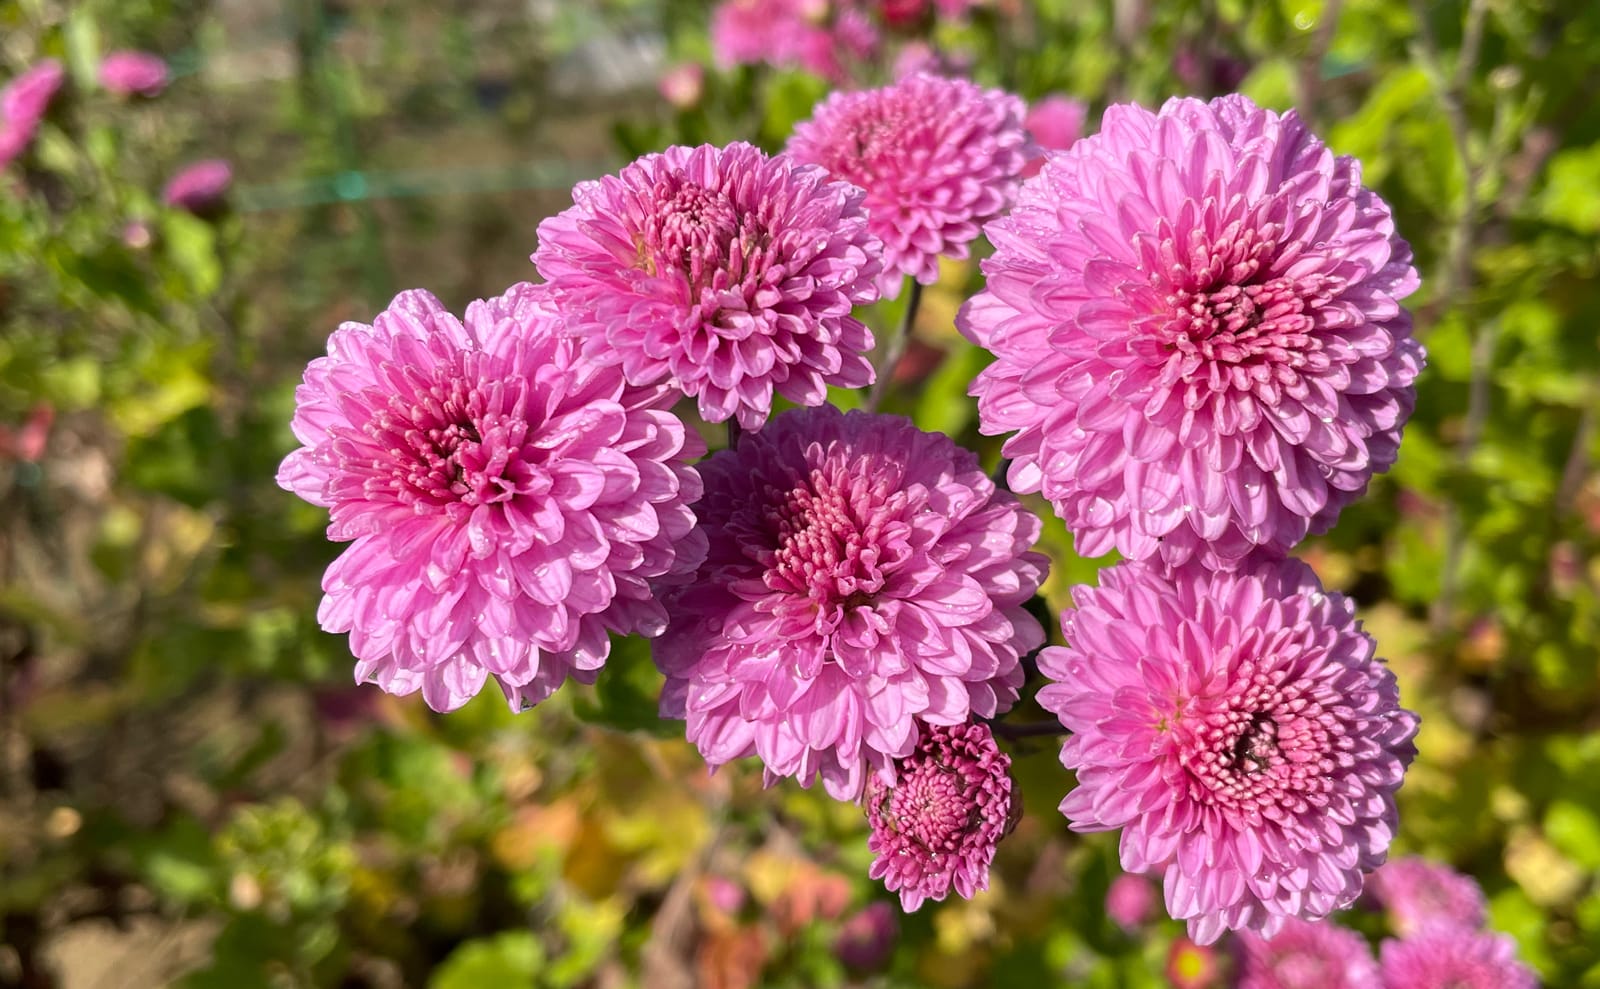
[{"left": 2, "top": 0, "right": 1598, "bottom": 986}]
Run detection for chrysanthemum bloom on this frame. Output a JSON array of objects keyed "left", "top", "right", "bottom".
[
  {"left": 1036, "top": 556, "right": 1419, "bottom": 943},
  {"left": 710, "top": 0, "right": 877, "bottom": 83},
  {"left": 1236, "top": 919, "right": 1381, "bottom": 989},
  {"left": 1021, "top": 95, "right": 1086, "bottom": 178},
  {"left": 277, "top": 284, "right": 706, "bottom": 713},
  {"left": 835, "top": 901, "right": 898, "bottom": 969},
  {"left": 787, "top": 73, "right": 1027, "bottom": 298},
  {"left": 1367, "top": 857, "right": 1488, "bottom": 937},
  {"left": 162, "top": 159, "right": 233, "bottom": 214},
  {"left": 0, "top": 60, "right": 64, "bottom": 170},
  {"left": 654, "top": 405, "right": 1047, "bottom": 800},
  {"left": 1377, "top": 927, "right": 1537, "bottom": 989},
  {"left": 533, "top": 142, "right": 882, "bottom": 430},
  {"left": 657, "top": 63, "right": 704, "bottom": 109},
  {"left": 1106, "top": 873, "right": 1159, "bottom": 931},
  {"left": 960, "top": 95, "right": 1423, "bottom": 570},
  {"left": 99, "top": 51, "right": 169, "bottom": 96},
  {"left": 865, "top": 721, "right": 1014, "bottom": 910}
]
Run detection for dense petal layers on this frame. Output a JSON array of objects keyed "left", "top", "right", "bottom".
[
  {"left": 654, "top": 405, "right": 1047, "bottom": 801},
  {"left": 1368, "top": 856, "right": 1488, "bottom": 937},
  {"left": 534, "top": 142, "right": 883, "bottom": 429},
  {"left": 278, "top": 284, "right": 706, "bottom": 712},
  {"left": 1377, "top": 926, "right": 1537, "bottom": 989},
  {"left": 1037, "top": 556, "right": 1419, "bottom": 943},
  {"left": 960, "top": 94, "right": 1423, "bottom": 569},
  {"left": 1236, "top": 918, "right": 1381, "bottom": 989},
  {"left": 866, "top": 721, "right": 1014, "bottom": 910},
  {"left": 788, "top": 73, "right": 1027, "bottom": 297}
]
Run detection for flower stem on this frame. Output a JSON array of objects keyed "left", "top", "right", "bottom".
[
  {"left": 989, "top": 719, "right": 1071, "bottom": 740},
  {"left": 866, "top": 279, "right": 924, "bottom": 412},
  {"left": 727, "top": 418, "right": 743, "bottom": 451}
]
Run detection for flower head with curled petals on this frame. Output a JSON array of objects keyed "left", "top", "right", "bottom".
[
  {"left": 866, "top": 720, "right": 1014, "bottom": 910},
  {"left": 787, "top": 73, "right": 1027, "bottom": 297},
  {"left": 1236, "top": 918, "right": 1381, "bottom": 989},
  {"left": 534, "top": 142, "right": 882, "bottom": 430},
  {"left": 1367, "top": 857, "right": 1488, "bottom": 937},
  {"left": 961, "top": 95, "right": 1423, "bottom": 570},
  {"left": 1, "top": 60, "right": 64, "bottom": 170},
  {"left": 99, "top": 51, "right": 169, "bottom": 96},
  {"left": 654, "top": 405, "right": 1047, "bottom": 801},
  {"left": 1036, "top": 556, "right": 1419, "bottom": 944},
  {"left": 278, "top": 284, "right": 706, "bottom": 713},
  {"left": 1377, "top": 927, "right": 1537, "bottom": 989}
]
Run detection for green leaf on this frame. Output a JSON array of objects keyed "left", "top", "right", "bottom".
[
  {"left": 430, "top": 932, "right": 543, "bottom": 989},
  {"left": 570, "top": 634, "right": 678, "bottom": 737}
]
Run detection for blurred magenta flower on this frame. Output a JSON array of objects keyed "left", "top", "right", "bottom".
[
  {"left": 1168, "top": 936, "right": 1223, "bottom": 989},
  {"left": 0, "top": 404, "right": 53, "bottom": 464},
  {"left": 1020, "top": 94, "right": 1085, "bottom": 177},
  {"left": 534, "top": 142, "right": 882, "bottom": 430},
  {"left": 1236, "top": 918, "right": 1381, "bottom": 989},
  {"left": 99, "top": 51, "right": 169, "bottom": 96},
  {"left": 1377, "top": 926, "right": 1537, "bottom": 989},
  {"left": 162, "top": 159, "right": 233, "bottom": 214},
  {"left": 1105, "top": 873, "right": 1158, "bottom": 932},
  {"left": 1037, "top": 556, "right": 1419, "bottom": 944},
  {"left": 835, "top": 901, "right": 898, "bottom": 969},
  {"left": 866, "top": 721, "right": 1014, "bottom": 910},
  {"left": 1367, "top": 857, "right": 1489, "bottom": 937},
  {"left": 788, "top": 73, "right": 1026, "bottom": 297},
  {"left": 658, "top": 62, "right": 704, "bottom": 109},
  {"left": 653, "top": 405, "right": 1047, "bottom": 801},
  {"left": 0, "top": 59, "right": 64, "bottom": 170},
  {"left": 710, "top": 0, "right": 878, "bottom": 83},
  {"left": 277, "top": 284, "right": 707, "bottom": 713},
  {"left": 960, "top": 95, "right": 1424, "bottom": 570}
]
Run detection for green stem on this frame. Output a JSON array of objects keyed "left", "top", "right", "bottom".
[{"left": 866, "top": 279, "right": 923, "bottom": 412}]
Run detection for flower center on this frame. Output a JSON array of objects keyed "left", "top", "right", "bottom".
[
  {"left": 642, "top": 178, "right": 741, "bottom": 289},
  {"left": 1175, "top": 661, "right": 1340, "bottom": 816},
  {"left": 1164, "top": 278, "right": 1324, "bottom": 369},
  {"left": 881, "top": 763, "right": 972, "bottom": 853},
  {"left": 759, "top": 468, "right": 898, "bottom": 609},
  {"left": 364, "top": 354, "right": 541, "bottom": 515}
]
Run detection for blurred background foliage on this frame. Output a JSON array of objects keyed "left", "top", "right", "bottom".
[{"left": 1, "top": 0, "right": 1598, "bottom": 986}]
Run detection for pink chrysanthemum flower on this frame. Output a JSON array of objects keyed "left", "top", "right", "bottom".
[
  {"left": 99, "top": 51, "right": 169, "bottom": 96},
  {"left": 1367, "top": 857, "right": 1488, "bottom": 937},
  {"left": 0, "top": 60, "right": 64, "bottom": 170},
  {"left": 866, "top": 720, "right": 1014, "bottom": 910},
  {"left": 653, "top": 405, "right": 1047, "bottom": 801},
  {"left": 1036, "top": 556, "right": 1419, "bottom": 944},
  {"left": 277, "top": 284, "right": 706, "bottom": 713},
  {"left": 960, "top": 95, "right": 1423, "bottom": 570},
  {"left": 787, "top": 73, "right": 1027, "bottom": 298},
  {"left": 533, "top": 142, "right": 882, "bottom": 430},
  {"left": 162, "top": 159, "right": 233, "bottom": 213},
  {"left": 1377, "top": 927, "right": 1537, "bottom": 989},
  {"left": 1021, "top": 94, "right": 1086, "bottom": 178},
  {"left": 1237, "top": 918, "right": 1381, "bottom": 989},
  {"left": 710, "top": 0, "right": 878, "bottom": 83},
  {"left": 1107, "top": 873, "right": 1159, "bottom": 931}
]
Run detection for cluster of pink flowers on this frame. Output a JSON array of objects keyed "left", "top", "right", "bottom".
[
  {"left": 279, "top": 31, "right": 1456, "bottom": 956},
  {"left": 710, "top": 0, "right": 880, "bottom": 83},
  {"left": 1231, "top": 859, "right": 1535, "bottom": 988}
]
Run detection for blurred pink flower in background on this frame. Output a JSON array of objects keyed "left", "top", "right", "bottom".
[
  {"left": 99, "top": 51, "right": 169, "bottom": 96},
  {"left": 1377, "top": 926, "right": 1537, "bottom": 989},
  {"left": 533, "top": 142, "right": 882, "bottom": 429},
  {"left": 710, "top": 0, "right": 878, "bottom": 83},
  {"left": 276, "top": 284, "right": 707, "bottom": 713},
  {"left": 1020, "top": 94, "right": 1085, "bottom": 177},
  {"left": 961, "top": 95, "right": 1424, "bottom": 570},
  {"left": 788, "top": 73, "right": 1027, "bottom": 297},
  {"left": 1367, "top": 857, "right": 1488, "bottom": 937},
  {"left": 162, "top": 159, "right": 233, "bottom": 214},
  {"left": 0, "top": 59, "right": 64, "bottom": 170},
  {"left": 653, "top": 405, "right": 1047, "bottom": 801},
  {"left": 866, "top": 721, "right": 1014, "bottom": 910},
  {"left": 1038, "top": 556, "right": 1419, "bottom": 944},
  {"left": 1105, "top": 873, "right": 1158, "bottom": 932},
  {"left": 0, "top": 404, "right": 54, "bottom": 464},
  {"left": 835, "top": 901, "right": 898, "bottom": 970},
  {"left": 658, "top": 62, "right": 705, "bottom": 109},
  {"left": 1235, "top": 918, "right": 1381, "bottom": 989},
  {"left": 1167, "top": 936, "right": 1223, "bottom": 989}
]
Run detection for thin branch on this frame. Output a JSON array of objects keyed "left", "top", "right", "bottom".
[
  {"left": 867, "top": 280, "right": 923, "bottom": 412},
  {"left": 1296, "top": 0, "right": 1345, "bottom": 123}
]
